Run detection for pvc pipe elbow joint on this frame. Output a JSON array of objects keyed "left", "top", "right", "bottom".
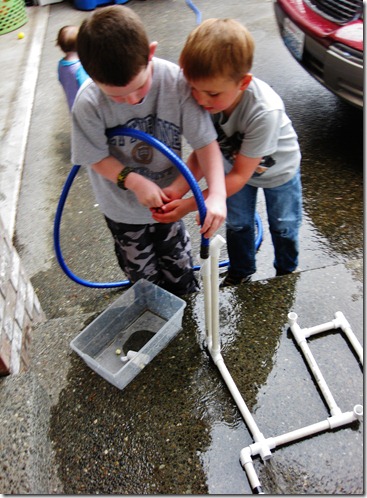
[
  {"left": 240, "top": 447, "right": 253, "bottom": 466},
  {"left": 288, "top": 312, "right": 306, "bottom": 345},
  {"left": 209, "top": 234, "right": 226, "bottom": 258},
  {"left": 240, "top": 447, "right": 264, "bottom": 494},
  {"left": 333, "top": 311, "right": 350, "bottom": 331},
  {"left": 288, "top": 311, "right": 298, "bottom": 326},
  {"left": 353, "top": 404, "right": 363, "bottom": 420},
  {"left": 328, "top": 406, "right": 363, "bottom": 429},
  {"left": 210, "top": 349, "right": 223, "bottom": 365}
]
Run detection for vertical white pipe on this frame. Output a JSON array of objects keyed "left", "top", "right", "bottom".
[
  {"left": 209, "top": 235, "right": 225, "bottom": 354},
  {"left": 200, "top": 257, "right": 212, "bottom": 347}
]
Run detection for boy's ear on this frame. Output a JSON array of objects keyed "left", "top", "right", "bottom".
[
  {"left": 148, "top": 41, "right": 158, "bottom": 61},
  {"left": 239, "top": 73, "right": 253, "bottom": 91}
]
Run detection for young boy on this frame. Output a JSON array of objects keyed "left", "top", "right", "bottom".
[
  {"left": 71, "top": 6, "right": 226, "bottom": 296},
  {"left": 57, "top": 26, "right": 89, "bottom": 111},
  {"left": 153, "top": 18, "right": 302, "bottom": 287}
]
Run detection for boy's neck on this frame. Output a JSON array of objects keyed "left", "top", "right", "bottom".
[
  {"left": 223, "top": 90, "right": 245, "bottom": 118},
  {"left": 64, "top": 51, "right": 79, "bottom": 62}
]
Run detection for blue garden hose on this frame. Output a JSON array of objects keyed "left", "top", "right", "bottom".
[
  {"left": 54, "top": 127, "right": 262, "bottom": 288},
  {"left": 185, "top": 0, "right": 202, "bottom": 24}
]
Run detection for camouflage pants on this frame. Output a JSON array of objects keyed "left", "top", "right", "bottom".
[{"left": 105, "top": 217, "right": 199, "bottom": 296}]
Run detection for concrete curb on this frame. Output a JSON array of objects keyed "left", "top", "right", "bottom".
[
  {"left": 0, "top": 5, "right": 49, "bottom": 239},
  {"left": 0, "top": 313, "right": 92, "bottom": 494}
]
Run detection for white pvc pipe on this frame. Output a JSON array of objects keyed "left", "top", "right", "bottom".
[
  {"left": 288, "top": 312, "right": 342, "bottom": 416},
  {"left": 207, "top": 235, "right": 272, "bottom": 463},
  {"left": 215, "top": 356, "right": 272, "bottom": 460},
  {"left": 247, "top": 405, "right": 363, "bottom": 452},
  {"left": 120, "top": 350, "right": 150, "bottom": 368},
  {"left": 239, "top": 404, "right": 363, "bottom": 491},
  {"left": 209, "top": 235, "right": 226, "bottom": 355},
  {"left": 334, "top": 311, "right": 363, "bottom": 365},
  {"left": 303, "top": 320, "right": 339, "bottom": 337},
  {"left": 200, "top": 257, "right": 212, "bottom": 348},
  {"left": 207, "top": 263, "right": 363, "bottom": 492},
  {"left": 240, "top": 447, "right": 264, "bottom": 494},
  {"left": 289, "top": 311, "right": 363, "bottom": 366}
]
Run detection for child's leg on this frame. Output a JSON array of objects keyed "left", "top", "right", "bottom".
[
  {"left": 104, "top": 217, "right": 162, "bottom": 285},
  {"left": 152, "top": 220, "right": 199, "bottom": 296},
  {"left": 264, "top": 169, "right": 302, "bottom": 275},
  {"left": 225, "top": 184, "right": 258, "bottom": 278}
]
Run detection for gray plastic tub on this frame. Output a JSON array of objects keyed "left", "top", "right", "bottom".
[{"left": 70, "top": 279, "right": 186, "bottom": 390}]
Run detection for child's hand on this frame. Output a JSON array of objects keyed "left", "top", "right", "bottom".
[
  {"left": 127, "top": 174, "right": 170, "bottom": 208},
  {"left": 199, "top": 194, "right": 227, "bottom": 239},
  {"left": 150, "top": 198, "right": 192, "bottom": 223}
]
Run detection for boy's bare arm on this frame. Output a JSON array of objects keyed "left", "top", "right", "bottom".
[
  {"left": 225, "top": 153, "right": 262, "bottom": 196},
  {"left": 152, "top": 142, "right": 226, "bottom": 238},
  {"left": 194, "top": 141, "right": 227, "bottom": 237},
  {"left": 152, "top": 152, "right": 262, "bottom": 229},
  {"left": 92, "top": 156, "right": 170, "bottom": 208}
]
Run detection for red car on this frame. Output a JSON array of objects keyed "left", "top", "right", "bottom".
[{"left": 274, "top": 0, "right": 364, "bottom": 108}]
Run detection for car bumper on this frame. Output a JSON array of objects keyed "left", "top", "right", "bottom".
[{"left": 274, "top": 3, "right": 364, "bottom": 109}]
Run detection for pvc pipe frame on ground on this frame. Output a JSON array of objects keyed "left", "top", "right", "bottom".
[{"left": 202, "top": 235, "right": 363, "bottom": 494}]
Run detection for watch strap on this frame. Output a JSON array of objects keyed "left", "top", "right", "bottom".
[{"left": 117, "top": 167, "right": 134, "bottom": 190}]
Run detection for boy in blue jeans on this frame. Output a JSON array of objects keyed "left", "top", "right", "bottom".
[
  {"left": 153, "top": 18, "right": 302, "bottom": 287},
  {"left": 71, "top": 7, "right": 226, "bottom": 296}
]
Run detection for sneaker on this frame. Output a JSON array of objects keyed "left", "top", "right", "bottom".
[
  {"left": 275, "top": 267, "right": 300, "bottom": 277},
  {"left": 220, "top": 273, "right": 252, "bottom": 288}
]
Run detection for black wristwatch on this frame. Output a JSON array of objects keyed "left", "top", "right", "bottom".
[{"left": 117, "top": 167, "right": 134, "bottom": 190}]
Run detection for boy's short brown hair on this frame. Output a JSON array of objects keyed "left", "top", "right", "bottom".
[
  {"left": 179, "top": 18, "right": 254, "bottom": 83},
  {"left": 57, "top": 25, "right": 79, "bottom": 53},
  {"left": 77, "top": 5, "right": 150, "bottom": 86}
]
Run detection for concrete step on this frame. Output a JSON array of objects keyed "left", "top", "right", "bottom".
[{"left": 0, "top": 313, "right": 93, "bottom": 494}]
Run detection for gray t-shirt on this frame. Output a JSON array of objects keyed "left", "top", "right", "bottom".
[
  {"left": 71, "top": 57, "right": 217, "bottom": 224},
  {"left": 213, "top": 77, "right": 301, "bottom": 188}
]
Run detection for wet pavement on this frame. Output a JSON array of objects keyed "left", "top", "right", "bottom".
[{"left": 0, "top": 0, "right": 363, "bottom": 494}]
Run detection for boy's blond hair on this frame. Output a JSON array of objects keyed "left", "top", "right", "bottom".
[{"left": 179, "top": 18, "right": 254, "bottom": 83}]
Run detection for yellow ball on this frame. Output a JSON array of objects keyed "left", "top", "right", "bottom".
[{"left": 17, "top": 32, "right": 25, "bottom": 39}]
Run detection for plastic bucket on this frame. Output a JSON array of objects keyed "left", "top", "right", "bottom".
[{"left": 0, "top": 0, "right": 27, "bottom": 36}]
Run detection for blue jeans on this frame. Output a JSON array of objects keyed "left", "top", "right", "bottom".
[{"left": 226, "top": 169, "right": 302, "bottom": 277}]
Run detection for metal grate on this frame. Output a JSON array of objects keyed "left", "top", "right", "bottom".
[{"left": 304, "top": 0, "right": 363, "bottom": 24}]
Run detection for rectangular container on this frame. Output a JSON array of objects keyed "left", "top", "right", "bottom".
[{"left": 70, "top": 279, "right": 186, "bottom": 390}]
